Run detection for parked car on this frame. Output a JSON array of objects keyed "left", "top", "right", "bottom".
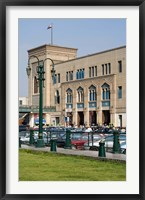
[
  {"left": 84, "top": 134, "right": 126, "bottom": 151},
  {"left": 56, "top": 134, "right": 66, "bottom": 147},
  {"left": 95, "top": 128, "right": 114, "bottom": 136},
  {"left": 120, "top": 141, "right": 126, "bottom": 154},
  {"left": 56, "top": 132, "right": 103, "bottom": 149},
  {"left": 56, "top": 132, "right": 83, "bottom": 148},
  {"left": 71, "top": 133, "right": 103, "bottom": 149},
  {"left": 19, "top": 125, "right": 28, "bottom": 132},
  {"left": 70, "top": 128, "right": 87, "bottom": 133},
  {"left": 19, "top": 130, "right": 30, "bottom": 138},
  {"left": 34, "top": 132, "right": 51, "bottom": 145},
  {"left": 20, "top": 134, "right": 30, "bottom": 144}
]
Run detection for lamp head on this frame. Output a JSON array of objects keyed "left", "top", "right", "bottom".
[{"left": 26, "top": 62, "right": 31, "bottom": 76}]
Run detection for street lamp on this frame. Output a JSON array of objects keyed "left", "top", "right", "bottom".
[{"left": 26, "top": 55, "right": 55, "bottom": 147}]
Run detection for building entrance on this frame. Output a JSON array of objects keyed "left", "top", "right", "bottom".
[
  {"left": 102, "top": 110, "right": 110, "bottom": 125},
  {"left": 119, "top": 115, "right": 122, "bottom": 128},
  {"left": 67, "top": 112, "right": 73, "bottom": 126},
  {"left": 77, "top": 112, "right": 84, "bottom": 126},
  {"left": 89, "top": 111, "right": 97, "bottom": 126}
]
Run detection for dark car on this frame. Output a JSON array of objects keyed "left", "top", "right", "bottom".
[{"left": 19, "top": 125, "right": 28, "bottom": 132}]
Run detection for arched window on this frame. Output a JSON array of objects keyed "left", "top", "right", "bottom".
[
  {"left": 55, "top": 90, "right": 60, "bottom": 104},
  {"left": 66, "top": 88, "right": 73, "bottom": 103},
  {"left": 89, "top": 85, "right": 96, "bottom": 101},
  {"left": 34, "top": 76, "right": 38, "bottom": 94},
  {"left": 77, "top": 87, "right": 84, "bottom": 103},
  {"left": 101, "top": 83, "right": 110, "bottom": 100}
]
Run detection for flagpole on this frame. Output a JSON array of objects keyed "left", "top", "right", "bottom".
[
  {"left": 47, "top": 24, "right": 53, "bottom": 45},
  {"left": 51, "top": 24, "right": 53, "bottom": 45}
]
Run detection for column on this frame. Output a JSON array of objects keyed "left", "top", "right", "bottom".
[
  {"left": 84, "top": 110, "right": 89, "bottom": 127},
  {"left": 44, "top": 59, "right": 51, "bottom": 106}
]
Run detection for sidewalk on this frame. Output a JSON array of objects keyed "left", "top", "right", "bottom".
[{"left": 21, "top": 144, "right": 126, "bottom": 162}]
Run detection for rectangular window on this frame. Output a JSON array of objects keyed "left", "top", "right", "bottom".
[
  {"left": 76, "top": 70, "right": 79, "bottom": 79},
  {"left": 82, "top": 69, "right": 84, "bottom": 78},
  {"left": 79, "top": 70, "right": 81, "bottom": 79},
  {"left": 34, "top": 76, "right": 38, "bottom": 94},
  {"left": 71, "top": 71, "right": 73, "bottom": 80},
  {"left": 58, "top": 73, "right": 60, "bottom": 83},
  {"left": 108, "top": 63, "right": 111, "bottom": 74},
  {"left": 95, "top": 66, "right": 97, "bottom": 76},
  {"left": 56, "top": 117, "right": 60, "bottom": 125},
  {"left": 89, "top": 67, "right": 91, "bottom": 77},
  {"left": 118, "top": 61, "right": 122, "bottom": 73},
  {"left": 68, "top": 71, "right": 73, "bottom": 80},
  {"left": 118, "top": 86, "right": 122, "bottom": 99},
  {"left": 69, "top": 71, "right": 71, "bottom": 81},
  {"left": 78, "top": 70, "right": 81, "bottom": 79},
  {"left": 119, "top": 115, "right": 122, "bottom": 128},
  {"left": 92, "top": 67, "right": 94, "bottom": 77},
  {"left": 102, "top": 65, "right": 104, "bottom": 75},
  {"left": 66, "top": 72, "right": 68, "bottom": 81},
  {"left": 19, "top": 100, "right": 23, "bottom": 105},
  {"left": 105, "top": 64, "right": 108, "bottom": 74},
  {"left": 54, "top": 74, "right": 57, "bottom": 84}
]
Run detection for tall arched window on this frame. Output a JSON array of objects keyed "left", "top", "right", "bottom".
[
  {"left": 89, "top": 85, "right": 96, "bottom": 101},
  {"left": 34, "top": 76, "right": 38, "bottom": 94},
  {"left": 77, "top": 87, "right": 84, "bottom": 103},
  {"left": 101, "top": 83, "right": 110, "bottom": 100},
  {"left": 55, "top": 90, "right": 60, "bottom": 104},
  {"left": 66, "top": 88, "right": 73, "bottom": 103}
]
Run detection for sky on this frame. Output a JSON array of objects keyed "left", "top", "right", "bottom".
[{"left": 18, "top": 18, "right": 126, "bottom": 97}]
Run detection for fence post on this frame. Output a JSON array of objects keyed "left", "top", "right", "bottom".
[
  {"left": 113, "top": 130, "right": 120, "bottom": 153},
  {"left": 98, "top": 140, "right": 106, "bottom": 157},
  {"left": 64, "top": 129, "right": 72, "bottom": 149},
  {"left": 29, "top": 129, "right": 34, "bottom": 145}
]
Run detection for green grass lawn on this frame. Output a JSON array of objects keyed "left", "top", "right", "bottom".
[{"left": 19, "top": 149, "right": 126, "bottom": 181}]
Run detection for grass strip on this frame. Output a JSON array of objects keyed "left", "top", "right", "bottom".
[{"left": 19, "top": 149, "right": 126, "bottom": 181}]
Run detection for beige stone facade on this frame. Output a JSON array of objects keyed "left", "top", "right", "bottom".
[{"left": 27, "top": 44, "right": 126, "bottom": 128}]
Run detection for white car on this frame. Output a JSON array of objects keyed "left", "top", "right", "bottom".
[
  {"left": 20, "top": 135, "right": 30, "bottom": 144},
  {"left": 85, "top": 128, "right": 92, "bottom": 132},
  {"left": 120, "top": 141, "right": 126, "bottom": 154},
  {"left": 84, "top": 134, "right": 126, "bottom": 151}
]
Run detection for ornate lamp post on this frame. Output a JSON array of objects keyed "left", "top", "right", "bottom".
[{"left": 26, "top": 55, "right": 55, "bottom": 147}]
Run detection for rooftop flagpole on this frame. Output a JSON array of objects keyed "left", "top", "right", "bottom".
[{"left": 47, "top": 23, "right": 53, "bottom": 45}]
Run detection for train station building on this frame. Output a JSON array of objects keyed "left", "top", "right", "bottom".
[{"left": 20, "top": 44, "right": 126, "bottom": 128}]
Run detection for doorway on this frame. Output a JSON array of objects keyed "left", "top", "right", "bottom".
[
  {"left": 67, "top": 112, "right": 73, "bottom": 126},
  {"left": 119, "top": 115, "right": 122, "bottom": 128},
  {"left": 77, "top": 112, "right": 84, "bottom": 126},
  {"left": 102, "top": 110, "right": 110, "bottom": 125},
  {"left": 89, "top": 111, "right": 97, "bottom": 126}
]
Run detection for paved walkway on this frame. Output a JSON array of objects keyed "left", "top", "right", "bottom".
[{"left": 21, "top": 144, "right": 126, "bottom": 162}]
